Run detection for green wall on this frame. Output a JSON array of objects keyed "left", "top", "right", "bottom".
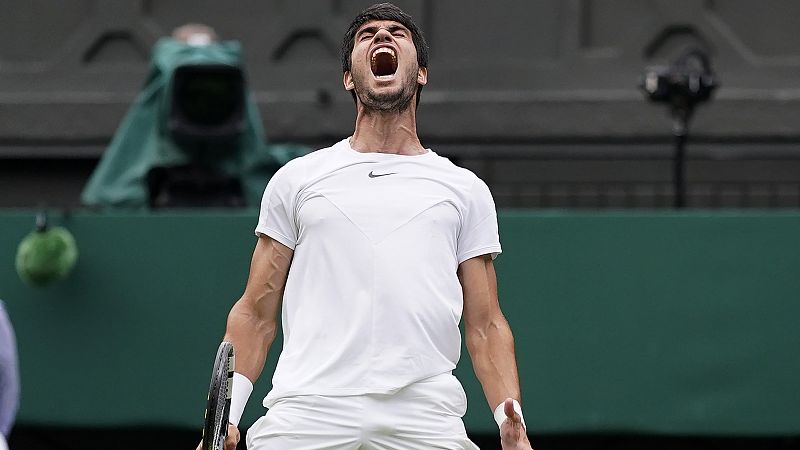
[{"left": 1, "top": 210, "right": 799, "bottom": 435}]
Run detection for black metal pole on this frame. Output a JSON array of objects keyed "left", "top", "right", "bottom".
[
  {"left": 673, "top": 131, "right": 687, "bottom": 208},
  {"left": 672, "top": 111, "right": 690, "bottom": 209}
]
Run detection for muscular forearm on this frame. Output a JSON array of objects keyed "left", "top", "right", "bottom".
[
  {"left": 466, "top": 313, "right": 522, "bottom": 410},
  {"left": 223, "top": 299, "right": 279, "bottom": 383},
  {"left": 223, "top": 236, "right": 291, "bottom": 384}
]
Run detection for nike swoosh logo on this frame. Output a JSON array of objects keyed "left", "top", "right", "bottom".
[{"left": 368, "top": 171, "right": 397, "bottom": 178}]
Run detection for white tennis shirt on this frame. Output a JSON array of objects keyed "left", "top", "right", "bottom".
[{"left": 255, "top": 138, "right": 501, "bottom": 407}]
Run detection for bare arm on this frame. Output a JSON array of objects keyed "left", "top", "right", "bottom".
[
  {"left": 460, "top": 254, "right": 533, "bottom": 449},
  {"left": 460, "top": 254, "right": 520, "bottom": 409},
  {"left": 223, "top": 234, "right": 293, "bottom": 383},
  {"left": 197, "top": 235, "right": 292, "bottom": 450}
]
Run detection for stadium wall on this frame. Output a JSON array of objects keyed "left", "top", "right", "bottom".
[
  {"left": 1, "top": 210, "right": 798, "bottom": 436},
  {"left": 3, "top": 1, "right": 800, "bottom": 208}
]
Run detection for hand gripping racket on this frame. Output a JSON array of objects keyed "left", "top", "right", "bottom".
[{"left": 202, "top": 341, "right": 235, "bottom": 450}]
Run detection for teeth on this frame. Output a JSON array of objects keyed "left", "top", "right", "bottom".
[
  {"left": 373, "top": 47, "right": 395, "bottom": 57},
  {"left": 371, "top": 47, "right": 396, "bottom": 63}
]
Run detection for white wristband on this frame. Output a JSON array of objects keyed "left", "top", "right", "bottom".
[
  {"left": 229, "top": 372, "right": 253, "bottom": 427},
  {"left": 493, "top": 399, "right": 526, "bottom": 430}
]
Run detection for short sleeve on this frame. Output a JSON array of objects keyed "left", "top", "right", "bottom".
[
  {"left": 457, "top": 177, "right": 502, "bottom": 263},
  {"left": 254, "top": 165, "right": 298, "bottom": 249}
]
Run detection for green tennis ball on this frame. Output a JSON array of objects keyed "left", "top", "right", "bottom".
[{"left": 15, "top": 226, "right": 79, "bottom": 287}]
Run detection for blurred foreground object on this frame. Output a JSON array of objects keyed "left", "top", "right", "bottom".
[
  {"left": 0, "top": 301, "right": 19, "bottom": 439},
  {"left": 15, "top": 211, "right": 78, "bottom": 287},
  {"left": 81, "top": 26, "right": 306, "bottom": 209},
  {"left": 641, "top": 48, "right": 718, "bottom": 208}
]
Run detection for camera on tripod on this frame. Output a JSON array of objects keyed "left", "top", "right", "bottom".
[{"left": 639, "top": 47, "right": 719, "bottom": 208}]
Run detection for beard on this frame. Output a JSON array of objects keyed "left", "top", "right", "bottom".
[{"left": 353, "top": 65, "right": 418, "bottom": 114}]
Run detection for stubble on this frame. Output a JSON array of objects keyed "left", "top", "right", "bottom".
[{"left": 354, "top": 65, "right": 418, "bottom": 114}]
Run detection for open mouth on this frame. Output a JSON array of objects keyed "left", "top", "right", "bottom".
[{"left": 371, "top": 47, "right": 397, "bottom": 78}]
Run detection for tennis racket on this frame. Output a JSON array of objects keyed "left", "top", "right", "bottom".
[{"left": 201, "top": 341, "right": 235, "bottom": 450}]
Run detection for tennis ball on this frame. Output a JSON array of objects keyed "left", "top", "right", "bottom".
[{"left": 15, "top": 226, "right": 79, "bottom": 287}]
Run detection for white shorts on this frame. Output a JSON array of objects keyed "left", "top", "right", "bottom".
[{"left": 246, "top": 373, "right": 481, "bottom": 450}]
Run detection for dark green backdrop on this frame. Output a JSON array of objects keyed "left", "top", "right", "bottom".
[{"left": 1, "top": 210, "right": 798, "bottom": 435}]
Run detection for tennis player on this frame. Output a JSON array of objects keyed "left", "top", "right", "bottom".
[{"left": 201, "top": 3, "right": 533, "bottom": 449}]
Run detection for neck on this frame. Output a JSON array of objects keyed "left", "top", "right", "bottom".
[{"left": 350, "top": 103, "right": 425, "bottom": 155}]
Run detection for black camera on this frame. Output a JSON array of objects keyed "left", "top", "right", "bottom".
[
  {"left": 168, "top": 64, "right": 246, "bottom": 146},
  {"left": 640, "top": 48, "right": 717, "bottom": 109},
  {"left": 640, "top": 48, "right": 719, "bottom": 208},
  {"left": 148, "top": 64, "right": 248, "bottom": 208}
]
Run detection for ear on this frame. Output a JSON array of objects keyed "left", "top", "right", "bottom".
[
  {"left": 343, "top": 71, "right": 355, "bottom": 91},
  {"left": 417, "top": 67, "right": 428, "bottom": 87}
]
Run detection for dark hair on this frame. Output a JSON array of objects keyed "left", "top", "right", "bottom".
[{"left": 341, "top": 2, "right": 429, "bottom": 105}]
